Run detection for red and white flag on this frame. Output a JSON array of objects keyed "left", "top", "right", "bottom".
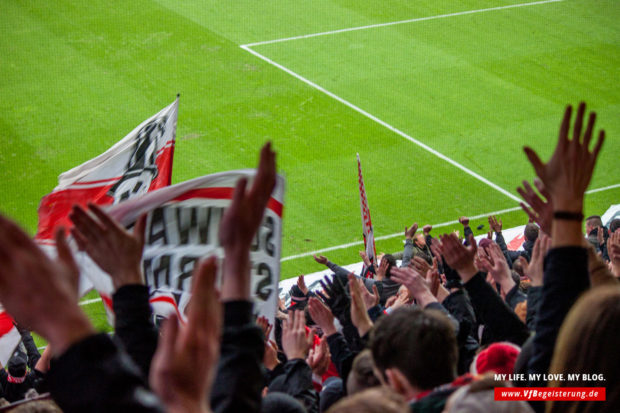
[
  {"left": 357, "top": 154, "right": 377, "bottom": 268},
  {"left": 86, "top": 169, "right": 285, "bottom": 325},
  {"left": 35, "top": 98, "right": 178, "bottom": 293},
  {"left": 35, "top": 97, "right": 178, "bottom": 245},
  {"left": 0, "top": 305, "right": 21, "bottom": 366}
]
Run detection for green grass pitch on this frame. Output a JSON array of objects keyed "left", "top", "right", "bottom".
[{"left": 1, "top": 0, "right": 619, "bottom": 344}]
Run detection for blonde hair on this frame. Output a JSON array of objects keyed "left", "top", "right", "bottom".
[{"left": 547, "top": 286, "right": 620, "bottom": 413}]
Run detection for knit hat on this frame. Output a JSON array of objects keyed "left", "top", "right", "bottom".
[
  {"left": 288, "top": 285, "right": 308, "bottom": 310},
  {"left": 8, "top": 349, "right": 28, "bottom": 378},
  {"left": 471, "top": 342, "right": 520, "bottom": 376}
]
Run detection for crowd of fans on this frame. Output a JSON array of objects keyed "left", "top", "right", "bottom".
[{"left": 0, "top": 103, "right": 618, "bottom": 413}]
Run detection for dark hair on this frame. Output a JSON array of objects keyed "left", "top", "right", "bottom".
[
  {"left": 609, "top": 219, "right": 620, "bottom": 233},
  {"left": 524, "top": 224, "right": 539, "bottom": 242},
  {"left": 370, "top": 307, "right": 457, "bottom": 390},
  {"left": 346, "top": 349, "right": 381, "bottom": 394},
  {"left": 383, "top": 254, "right": 396, "bottom": 279},
  {"left": 326, "top": 386, "right": 408, "bottom": 413},
  {"left": 585, "top": 215, "right": 603, "bottom": 228}
]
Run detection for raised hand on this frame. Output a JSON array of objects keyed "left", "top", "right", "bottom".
[
  {"left": 316, "top": 275, "right": 351, "bottom": 324},
  {"left": 359, "top": 250, "right": 372, "bottom": 267},
  {"left": 282, "top": 310, "right": 313, "bottom": 360},
  {"left": 297, "top": 275, "right": 309, "bottom": 296},
  {"left": 0, "top": 216, "right": 94, "bottom": 356},
  {"left": 306, "top": 336, "right": 331, "bottom": 377},
  {"left": 423, "top": 224, "right": 433, "bottom": 235},
  {"left": 356, "top": 278, "right": 380, "bottom": 309},
  {"left": 219, "top": 142, "right": 276, "bottom": 301},
  {"left": 313, "top": 255, "right": 329, "bottom": 266},
  {"left": 375, "top": 259, "right": 388, "bottom": 281},
  {"left": 523, "top": 103, "right": 604, "bottom": 214},
  {"left": 410, "top": 256, "right": 431, "bottom": 276},
  {"left": 219, "top": 142, "right": 276, "bottom": 251},
  {"left": 150, "top": 256, "right": 222, "bottom": 413},
  {"left": 459, "top": 216, "right": 470, "bottom": 227},
  {"left": 256, "top": 316, "right": 273, "bottom": 340},
  {"left": 488, "top": 215, "right": 503, "bottom": 234},
  {"left": 523, "top": 234, "right": 551, "bottom": 287},
  {"left": 477, "top": 242, "right": 514, "bottom": 295},
  {"left": 390, "top": 267, "right": 437, "bottom": 308},
  {"left": 70, "top": 203, "right": 146, "bottom": 289},
  {"left": 348, "top": 274, "right": 373, "bottom": 336},
  {"left": 307, "top": 297, "right": 337, "bottom": 336},
  {"left": 516, "top": 179, "right": 552, "bottom": 235},
  {"left": 263, "top": 340, "right": 280, "bottom": 371},
  {"left": 439, "top": 233, "right": 478, "bottom": 282},
  {"left": 405, "top": 223, "right": 418, "bottom": 239},
  {"left": 429, "top": 237, "right": 443, "bottom": 260}
]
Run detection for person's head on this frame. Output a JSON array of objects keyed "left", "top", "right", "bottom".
[
  {"left": 470, "top": 342, "right": 521, "bottom": 376},
  {"left": 585, "top": 215, "right": 603, "bottom": 234},
  {"left": 524, "top": 224, "right": 539, "bottom": 242},
  {"left": 326, "top": 386, "right": 409, "bottom": 413},
  {"left": 261, "top": 392, "right": 306, "bottom": 413},
  {"left": 610, "top": 219, "right": 620, "bottom": 233},
  {"left": 8, "top": 350, "right": 27, "bottom": 378},
  {"left": 414, "top": 233, "right": 426, "bottom": 248},
  {"left": 512, "top": 259, "right": 525, "bottom": 278},
  {"left": 346, "top": 349, "right": 381, "bottom": 395},
  {"left": 548, "top": 285, "right": 620, "bottom": 413},
  {"left": 442, "top": 375, "right": 533, "bottom": 413},
  {"left": 381, "top": 254, "right": 396, "bottom": 279},
  {"left": 370, "top": 307, "right": 457, "bottom": 399}
]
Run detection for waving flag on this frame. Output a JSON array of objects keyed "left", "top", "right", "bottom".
[
  {"left": 35, "top": 97, "right": 179, "bottom": 247},
  {"left": 0, "top": 306, "right": 21, "bottom": 366},
  {"left": 357, "top": 153, "right": 377, "bottom": 269}
]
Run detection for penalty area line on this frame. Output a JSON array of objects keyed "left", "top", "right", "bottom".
[{"left": 240, "top": 45, "right": 522, "bottom": 204}]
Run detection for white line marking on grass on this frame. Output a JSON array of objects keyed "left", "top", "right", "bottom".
[
  {"left": 280, "top": 205, "right": 522, "bottom": 262},
  {"left": 585, "top": 183, "right": 620, "bottom": 194},
  {"left": 241, "top": 0, "right": 565, "bottom": 48},
  {"left": 241, "top": 45, "right": 522, "bottom": 203},
  {"left": 280, "top": 183, "right": 620, "bottom": 261},
  {"left": 79, "top": 298, "right": 102, "bottom": 306}
]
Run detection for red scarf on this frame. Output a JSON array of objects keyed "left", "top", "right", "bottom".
[{"left": 7, "top": 374, "right": 26, "bottom": 384}]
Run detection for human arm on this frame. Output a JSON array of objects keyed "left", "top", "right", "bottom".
[
  {"left": 210, "top": 143, "right": 276, "bottom": 413},
  {"left": 522, "top": 103, "right": 604, "bottom": 378},
  {"left": 401, "top": 223, "right": 418, "bottom": 268}
]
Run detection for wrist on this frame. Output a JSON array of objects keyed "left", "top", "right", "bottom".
[
  {"left": 322, "top": 324, "right": 338, "bottom": 336},
  {"left": 165, "top": 398, "right": 210, "bottom": 413},
  {"left": 498, "top": 276, "right": 516, "bottom": 293},
  {"left": 416, "top": 290, "right": 438, "bottom": 308},
  {"left": 111, "top": 268, "right": 144, "bottom": 289},
  {"left": 46, "top": 312, "right": 96, "bottom": 356},
  {"left": 551, "top": 197, "right": 583, "bottom": 213},
  {"left": 285, "top": 353, "right": 306, "bottom": 361},
  {"left": 456, "top": 263, "right": 478, "bottom": 283},
  {"left": 356, "top": 320, "right": 373, "bottom": 337}
]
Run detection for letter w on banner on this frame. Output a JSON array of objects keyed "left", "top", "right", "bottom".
[
  {"left": 35, "top": 97, "right": 178, "bottom": 294},
  {"left": 357, "top": 154, "right": 377, "bottom": 273},
  {"left": 82, "top": 170, "right": 285, "bottom": 326}
]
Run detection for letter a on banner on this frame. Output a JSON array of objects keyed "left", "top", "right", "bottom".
[
  {"left": 83, "top": 169, "right": 285, "bottom": 327},
  {"left": 357, "top": 153, "right": 377, "bottom": 270}
]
